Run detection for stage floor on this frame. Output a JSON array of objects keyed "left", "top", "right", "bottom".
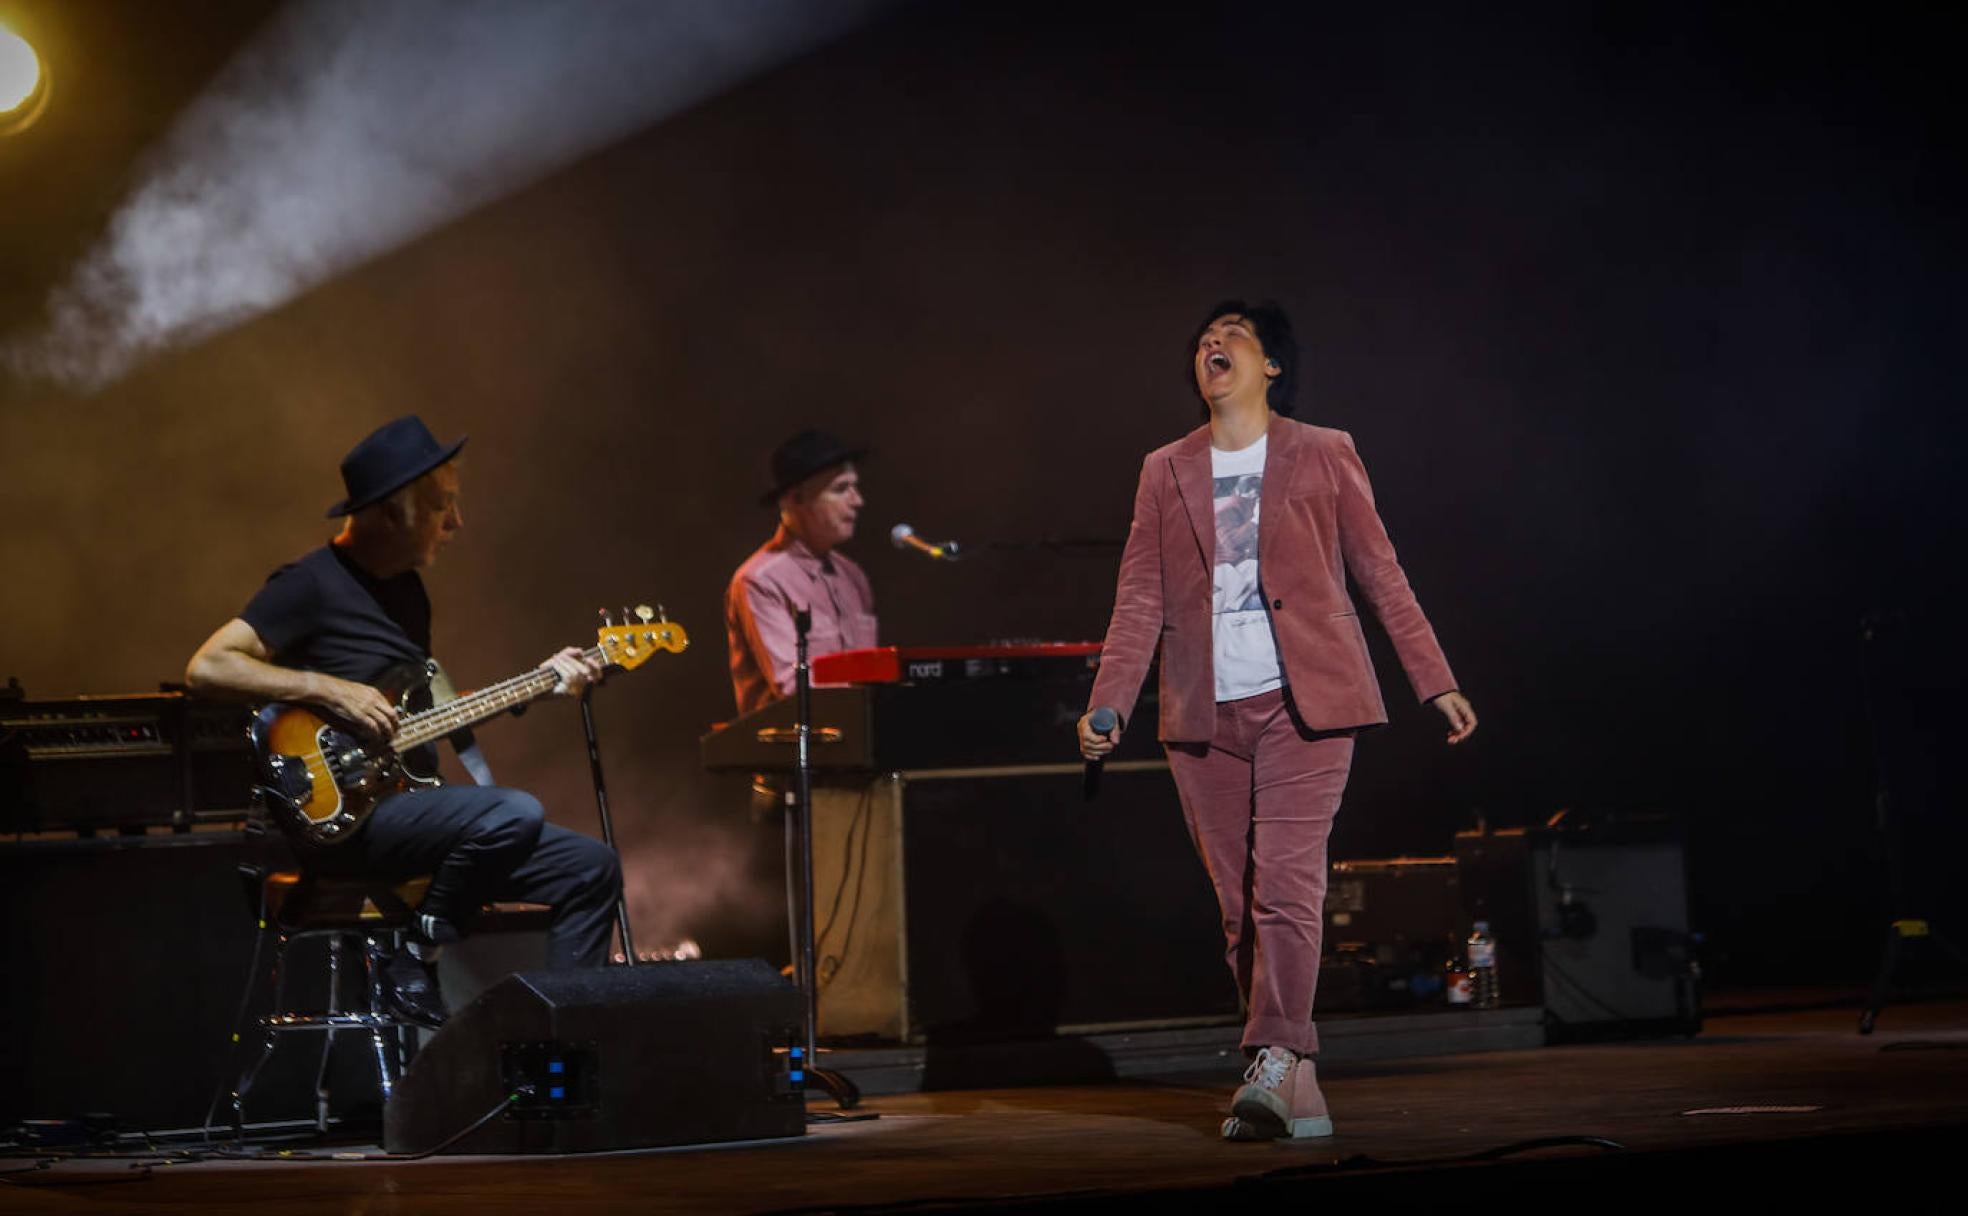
[{"left": 4, "top": 998, "right": 1964, "bottom": 1213}]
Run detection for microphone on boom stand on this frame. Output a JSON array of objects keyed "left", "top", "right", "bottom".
[{"left": 890, "top": 523, "right": 961, "bottom": 561}]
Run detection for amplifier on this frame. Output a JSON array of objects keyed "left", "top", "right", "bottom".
[
  {"left": 1455, "top": 821, "right": 1701, "bottom": 1039},
  {"left": 1325, "top": 856, "right": 1461, "bottom": 949},
  {"left": 0, "top": 691, "right": 254, "bottom": 833},
  {"left": 1318, "top": 856, "right": 1461, "bottom": 1012}
]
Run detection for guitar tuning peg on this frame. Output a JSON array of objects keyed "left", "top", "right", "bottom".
[
  {"left": 621, "top": 606, "right": 634, "bottom": 628},
  {"left": 635, "top": 604, "right": 656, "bottom": 624},
  {"left": 598, "top": 608, "right": 615, "bottom": 627},
  {"left": 657, "top": 604, "right": 669, "bottom": 624}
]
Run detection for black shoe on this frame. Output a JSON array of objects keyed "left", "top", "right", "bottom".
[{"left": 381, "top": 947, "right": 448, "bottom": 1029}]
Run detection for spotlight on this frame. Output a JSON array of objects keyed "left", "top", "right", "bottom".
[{"left": 0, "top": 21, "right": 51, "bottom": 137}]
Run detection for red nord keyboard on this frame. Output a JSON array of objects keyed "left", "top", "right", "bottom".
[{"left": 810, "top": 644, "right": 1102, "bottom": 685}]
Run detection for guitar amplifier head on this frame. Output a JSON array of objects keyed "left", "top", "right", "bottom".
[{"left": 0, "top": 693, "right": 254, "bottom": 833}]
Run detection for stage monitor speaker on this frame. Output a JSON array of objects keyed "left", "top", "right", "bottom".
[
  {"left": 383, "top": 959, "right": 805, "bottom": 1155},
  {"left": 1456, "top": 822, "right": 1701, "bottom": 1040}
]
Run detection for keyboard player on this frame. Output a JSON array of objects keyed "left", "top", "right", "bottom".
[{"left": 724, "top": 428, "right": 879, "bottom": 716}]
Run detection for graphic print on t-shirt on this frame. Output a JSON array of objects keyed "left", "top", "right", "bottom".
[
  {"left": 1213, "top": 471, "right": 1265, "bottom": 614},
  {"left": 1211, "top": 439, "right": 1283, "bottom": 700}
]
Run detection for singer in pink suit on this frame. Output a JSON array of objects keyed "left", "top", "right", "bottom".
[
  {"left": 1078, "top": 301, "right": 1477, "bottom": 1142},
  {"left": 725, "top": 429, "right": 878, "bottom": 716}
]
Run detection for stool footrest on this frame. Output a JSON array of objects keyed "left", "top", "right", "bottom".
[{"left": 261, "top": 1012, "right": 400, "bottom": 1031}]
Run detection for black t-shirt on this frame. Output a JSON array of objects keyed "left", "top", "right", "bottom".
[{"left": 240, "top": 544, "right": 430, "bottom": 688}]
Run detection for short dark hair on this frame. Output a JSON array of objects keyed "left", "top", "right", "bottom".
[{"left": 1188, "top": 299, "right": 1298, "bottom": 417}]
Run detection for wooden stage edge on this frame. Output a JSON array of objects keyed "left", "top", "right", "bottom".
[
  {"left": 821, "top": 1004, "right": 1548, "bottom": 1095},
  {"left": 3, "top": 999, "right": 1965, "bottom": 1214}
]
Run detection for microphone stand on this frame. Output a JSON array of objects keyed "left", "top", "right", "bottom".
[
  {"left": 1855, "top": 609, "right": 1965, "bottom": 1033},
  {"left": 580, "top": 678, "right": 637, "bottom": 966},
  {"left": 789, "top": 607, "right": 863, "bottom": 1112}
]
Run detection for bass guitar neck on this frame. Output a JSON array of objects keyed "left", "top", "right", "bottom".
[{"left": 252, "top": 612, "right": 687, "bottom": 846}]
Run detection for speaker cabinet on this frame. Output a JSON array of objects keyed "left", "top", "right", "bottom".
[
  {"left": 0, "top": 831, "right": 279, "bottom": 1132},
  {"left": 382, "top": 959, "right": 804, "bottom": 1154},
  {"left": 808, "top": 764, "right": 1235, "bottom": 1044},
  {"left": 1455, "top": 824, "right": 1701, "bottom": 1039}
]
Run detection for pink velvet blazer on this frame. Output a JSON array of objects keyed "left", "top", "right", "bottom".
[{"left": 1089, "top": 414, "right": 1457, "bottom": 742}]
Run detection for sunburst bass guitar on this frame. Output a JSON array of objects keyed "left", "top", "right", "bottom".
[{"left": 253, "top": 609, "right": 687, "bottom": 846}]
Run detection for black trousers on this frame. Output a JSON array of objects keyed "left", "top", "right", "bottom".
[{"left": 304, "top": 783, "right": 622, "bottom": 968}]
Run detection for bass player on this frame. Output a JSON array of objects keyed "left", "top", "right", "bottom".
[{"left": 185, "top": 416, "right": 621, "bottom": 1026}]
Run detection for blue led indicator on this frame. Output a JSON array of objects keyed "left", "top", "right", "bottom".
[
  {"left": 790, "top": 1047, "right": 804, "bottom": 1060},
  {"left": 550, "top": 1086, "right": 566, "bottom": 1100},
  {"left": 789, "top": 1071, "right": 804, "bottom": 1083},
  {"left": 548, "top": 1060, "right": 565, "bottom": 1075}
]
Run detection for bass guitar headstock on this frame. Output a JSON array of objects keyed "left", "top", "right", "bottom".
[{"left": 598, "top": 604, "right": 689, "bottom": 670}]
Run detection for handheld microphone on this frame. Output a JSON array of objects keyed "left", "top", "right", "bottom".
[
  {"left": 890, "top": 522, "right": 962, "bottom": 561},
  {"left": 1083, "top": 706, "right": 1119, "bottom": 801}
]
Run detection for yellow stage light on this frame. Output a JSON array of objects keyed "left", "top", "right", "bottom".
[{"left": 0, "top": 21, "right": 50, "bottom": 136}]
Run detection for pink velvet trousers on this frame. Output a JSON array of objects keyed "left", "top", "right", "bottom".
[{"left": 1164, "top": 688, "right": 1354, "bottom": 1057}]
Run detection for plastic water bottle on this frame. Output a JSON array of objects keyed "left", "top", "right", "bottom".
[{"left": 1467, "top": 921, "right": 1500, "bottom": 1009}]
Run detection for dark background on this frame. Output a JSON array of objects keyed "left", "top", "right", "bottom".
[{"left": 2, "top": 0, "right": 1962, "bottom": 985}]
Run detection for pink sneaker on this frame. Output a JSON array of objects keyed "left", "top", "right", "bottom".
[{"left": 1225, "top": 1047, "right": 1333, "bottom": 1140}]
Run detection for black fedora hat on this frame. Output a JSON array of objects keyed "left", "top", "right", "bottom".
[
  {"left": 325, "top": 416, "right": 468, "bottom": 518},
  {"left": 759, "top": 429, "right": 868, "bottom": 507}
]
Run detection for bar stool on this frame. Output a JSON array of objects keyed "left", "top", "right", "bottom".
[
  {"left": 223, "top": 868, "right": 428, "bottom": 1138},
  {"left": 221, "top": 866, "right": 550, "bottom": 1138}
]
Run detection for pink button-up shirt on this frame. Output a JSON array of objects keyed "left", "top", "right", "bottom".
[{"left": 724, "top": 526, "right": 879, "bottom": 715}]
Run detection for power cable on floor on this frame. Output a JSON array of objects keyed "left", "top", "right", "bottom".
[
  {"left": 4, "top": 1091, "right": 518, "bottom": 1173},
  {"left": 1260, "top": 1134, "right": 1627, "bottom": 1179}
]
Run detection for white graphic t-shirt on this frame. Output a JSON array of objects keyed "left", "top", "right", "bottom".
[{"left": 1210, "top": 435, "right": 1284, "bottom": 701}]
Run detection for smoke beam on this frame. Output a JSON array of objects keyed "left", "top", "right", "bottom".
[
  {"left": 619, "top": 820, "right": 775, "bottom": 958},
  {"left": 3, "top": 0, "right": 881, "bottom": 392}
]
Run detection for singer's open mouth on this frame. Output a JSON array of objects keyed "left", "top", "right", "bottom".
[{"left": 1206, "top": 351, "right": 1232, "bottom": 373}]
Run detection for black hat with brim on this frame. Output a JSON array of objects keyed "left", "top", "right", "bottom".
[
  {"left": 325, "top": 415, "right": 468, "bottom": 518},
  {"left": 759, "top": 429, "right": 868, "bottom": 507}
]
